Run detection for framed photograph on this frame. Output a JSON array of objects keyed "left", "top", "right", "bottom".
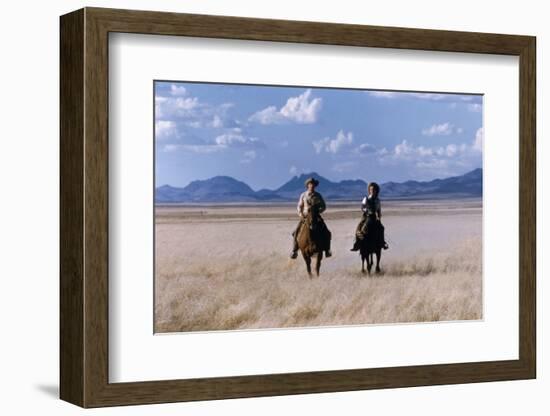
[{"left": 60, "top": 7, "right": 536, "bottom": 408}]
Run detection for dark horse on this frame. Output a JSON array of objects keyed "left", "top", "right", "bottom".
[
  {"left": 359, "top": 218, "right": 384, "bottom": 275},
  {"left": 296, "top": 206, "right": 330, "bottom": 277}
]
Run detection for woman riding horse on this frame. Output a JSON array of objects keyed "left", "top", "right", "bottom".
[{"left": 350, "top": 182, "right": 389, "bottom": 252}]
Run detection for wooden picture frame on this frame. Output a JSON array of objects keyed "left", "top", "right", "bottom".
[{"left": 60, "top": 7, "right": 536, "bottom": 408}]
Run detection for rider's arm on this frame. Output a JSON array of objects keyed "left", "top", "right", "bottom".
[
  {"left": 297, "top": 193, "right": 304, "bottom": 217},
  {"left": 317, "top": 193, "right": 327, "bottom": 213},
  {"left": 361, "top": 196, "right": 367, "bottom": 213}
]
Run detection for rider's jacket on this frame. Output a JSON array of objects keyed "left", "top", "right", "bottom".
[
  {"left": 297, "top": 190, "right": 326, "bottom": 217},
  {"left": 361, "top": 195, "right": 381, "bottom": 218}
]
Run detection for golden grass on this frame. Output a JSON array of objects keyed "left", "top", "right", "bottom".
[{"left": 155, "top": 218, "right": 482, "bottom": 333}]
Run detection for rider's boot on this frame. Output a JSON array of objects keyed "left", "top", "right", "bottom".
[{"left": 290, "top": 240, "right": 299, "bottom": 259}]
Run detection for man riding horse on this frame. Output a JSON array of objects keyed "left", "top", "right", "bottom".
[
  {"left": 290, "top": 177, "right": 332, "bottom": 259},
  {"left": 350, "top": 182, "right": 389, "bottom": 252}
]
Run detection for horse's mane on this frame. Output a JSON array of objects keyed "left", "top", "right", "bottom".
[{"left": 306, "top": 205, "right": 321, "bottom": 227}]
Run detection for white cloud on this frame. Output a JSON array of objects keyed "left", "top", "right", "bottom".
[
  {"left": 171, "top": 96, "right": 200, "bottom": 113},
  {"left": 249, "top": 89, "right": 322, "bottom": 124},
  {"left": 155, "top": 90, "right": 235, "bottom": 129},
  {"left": 354, "top": 143, "right": 378, "bottom": 155},
  {"left": 155, "top": 96, "right": 167, "bottom": 118},
  {"left": 313, "top": 130, "right": 354, "bottom": 154},
  {"left": 249, "top": 106, "right": 278, "bottom": 124},
  {"left": 289, "top": 165, "right": 298, "bottom": 175},
  {"left": 422, "top": 122, "right": 454, "bottom": 136},
  {"left": 280, "top": 89, "right": 322, "bottom": 123},
  {"left": 368, "top": 91, "right": 483, "bottom": 108},
  {"left": 468, "top": 103, "right": 482, "bottom": 113},
  {"left": 161, "top": 131, "right": 263, "bottom": 154},
  {"left": 162, "top": 144, "right": 180, "bottom": 152},
  {"left": 211, "top": 115, "right": 223, "bottom": 128},
  {"left": 313, "top": 140, "right": 326, "bottom": 154},
  {"left": 185, "top": 120, "right": 202, "bottom": 128},
  {"left": 393, "top": 140, "right": 414, "bottom": 157},
  {"left": 169, "top": 84, "right": 187, "bottom": 96},
  {"left": 368, "top": 91, "right": 447, "bottom": 101},
  {"left": 378, "top": 137, "right": 481, "bottom": 178},
  {"left": 162, "top": 144, "right": 225, "bottom": 153},
  {"left": 381, "top": 124, "right": 476, "bottom": 169},
  {"left": 367, "top": 91, "right": 399, "bottom": 99},
  {"left": 240, "top": 150, "right": 257, "bottom": 164},
  {"left": 155, "top": 120, "right": 177, "bottom": 139},
  {"left": 445, "top": 143, "right": 459, "bottom": 157},
  {"left": 473, "top": 127, "right": 483, "bottom": 152},
  {"left": 409, "top": 93, "right": 447, "bottom": 101},
  {"left": 214, "top": 133, "right": 261, "bottom": 148},
  {"left": 417, "top": 146, "right": 435, "bottom": 156},
  {"left": 386, "top": 140, "right": 472, "bottom": 162}
]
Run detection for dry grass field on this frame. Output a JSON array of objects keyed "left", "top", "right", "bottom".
[{"left": 154, "top": 199, "right": 482, "bottom": 333}]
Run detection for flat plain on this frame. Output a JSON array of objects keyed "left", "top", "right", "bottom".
[{"left": 154, "top": 199, "right": 482, "bottom": 333}]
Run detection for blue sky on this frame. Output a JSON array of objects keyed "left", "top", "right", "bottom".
[{"left": 155, "top": 81, "right": 483, "bottom": 190}]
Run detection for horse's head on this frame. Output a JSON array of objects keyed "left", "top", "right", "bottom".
[{"left": 306, "top": 205, "right": 321, "bottom": 231}]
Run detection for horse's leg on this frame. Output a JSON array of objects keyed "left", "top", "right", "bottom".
[
  {"left": 375, "top": 249, "right": 382, "bottom": 274},
  {"left": 302, "top": 252, "right": 312, "bottom": 276},
  {"left": 367, "top": 253, "right": 373, "bottom": 274},
  {"left": 361, "top": 255, "right": 366, "bottom": 274},
  {"left": 315, "top": 252, "right": 323, "bottom": 277}
]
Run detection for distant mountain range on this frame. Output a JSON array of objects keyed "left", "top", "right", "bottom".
[{"left": 155, "top": 168, "right": 482, "bottom": 203}]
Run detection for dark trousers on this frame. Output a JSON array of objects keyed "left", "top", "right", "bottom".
[{"left": 355, "top": 215, "right": 385, "bottom": 243}]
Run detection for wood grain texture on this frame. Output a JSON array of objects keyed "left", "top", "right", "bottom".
[
  {"left": 83, "top": 10, "right": 110, "bottom": 406},
  {"left": 59, "top": 7, "right": 537, "bottom": 408},
  {"left": 89, "top": 7, "right": 532, "bottom": 54},
  {"left": 518, "top": 38, "right": 537, "bottom": 376},
  {"left": 59, "top": 8, "right": 84, "bottom": 407}
]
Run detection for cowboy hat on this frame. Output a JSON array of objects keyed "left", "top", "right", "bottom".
[{"left": 304, "top": 177, "right": 320, "bottom": 187}]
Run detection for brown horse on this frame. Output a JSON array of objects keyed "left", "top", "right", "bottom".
[
  {"left": 359, "top": 218, "right": 384, "bottom": 275},
  {"left": 297, "top": 206, "right": 330, "bottom": 277}
]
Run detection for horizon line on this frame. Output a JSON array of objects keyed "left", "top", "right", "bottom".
[{"left": 156, "top": 166, "right": 482, "bottom": 191}]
